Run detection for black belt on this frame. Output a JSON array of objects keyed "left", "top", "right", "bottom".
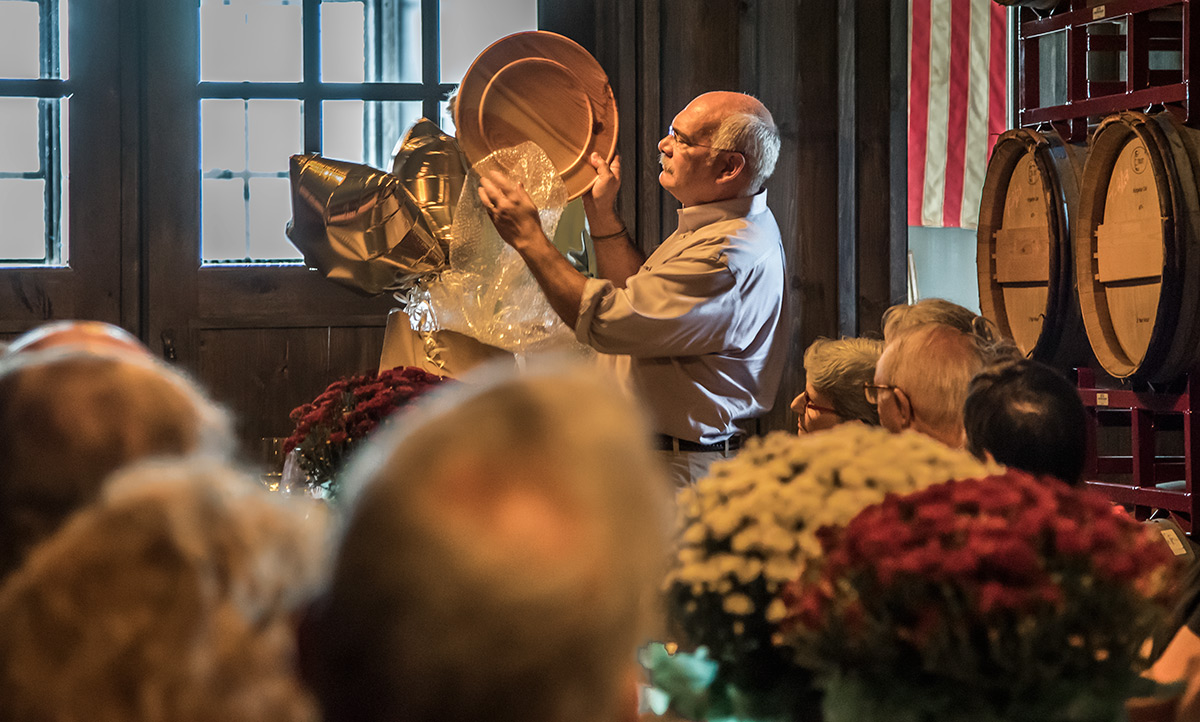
[{"left": 656, "top": 434, "right": 742, "bottom": 454}]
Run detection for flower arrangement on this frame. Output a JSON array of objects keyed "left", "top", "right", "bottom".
[
  {"left": 282, "top": 365, "right": 448, "bottom": 497},
  {"left": 778, "top": 471, "right": 1179, "bottom": 722},
  {"left": 652, "top": 425, "right": 998, "bottom": 722}
]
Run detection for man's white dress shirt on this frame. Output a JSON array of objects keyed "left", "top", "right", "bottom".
[{"left": 575, "top": 191, "right": 787, "bottom": 444}]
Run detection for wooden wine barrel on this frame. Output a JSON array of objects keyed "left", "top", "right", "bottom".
[
  {"left": 976, "top": 127, "right": 1090, "bottom": 368},
  {"left": 1074, "top": 111, "right": 1200, "bottom": 383}
]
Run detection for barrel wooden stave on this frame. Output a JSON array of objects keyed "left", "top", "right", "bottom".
[
  {"left": 1073, "top": 111, "right": 1200, "bottom": 383},
  {"left": 977, "top": 127, "right": 1090, "bottom": 369}
]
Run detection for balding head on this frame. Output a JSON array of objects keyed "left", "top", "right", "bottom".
[
  {"left": 659, "top": 92, "right": 780, "bottom": 204},
  {"left": 0, "top": 349, "right": 233, "bottom": 578},
  {"left": 874, "top": 323, "right": 987, "bottom": 449},
  {"left": 5, "top": 321, "right": 149, "bottom": 359}
]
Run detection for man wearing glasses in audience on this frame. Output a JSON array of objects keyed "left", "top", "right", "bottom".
[
  {"left": 479, "top": 91, "right": 786, "bottom": 486},
  {"left": 866, "top": 323, "right": 986, "bottom": 450}
]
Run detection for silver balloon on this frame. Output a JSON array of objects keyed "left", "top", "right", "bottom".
[
  {"left": 390, "top": 118, "right": 469, "bottom": 247},
  {"left": 286, "top": 154, "right": 446, "bottom": 296}
]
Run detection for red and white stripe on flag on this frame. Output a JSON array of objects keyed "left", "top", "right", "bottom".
[{"left": 908, "top": 0, "right": 1007, "bottom": 229}]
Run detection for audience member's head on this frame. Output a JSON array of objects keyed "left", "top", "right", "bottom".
[
  {"left": 791, "top": 337, "right": 882, "bottom": 433},
  {"left": 0, "top": 349, "right": 233, "bottom": 578},
  {"left": 305, "top": 364, "right": 670, "bottom": 722},
  {"left": 0, "top": 459, "right": 325, "bottom": 722},
  {"left": 882, "top": 298, "right": 977, "bottom": 340},
  {"left": 4, "top": 320, "right": 149, "bottom": 358},
  {"left": 871, "top": 323, "right": 987, "bottom": 449},
  {"left": 964, "top": 359, "right": 1088, "bottom": 485},
  {"left": 882, "top": 299, "right": 1019, "bottom": 359}
]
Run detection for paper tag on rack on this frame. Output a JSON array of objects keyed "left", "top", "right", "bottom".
[
  {"left": 1096, "top": 392, "right": 1109, "bottom": 406},
  {"left": 1162, "top": 529, "right": 1188, "bottom": 556},
  {"left": 1092, "top": 5, "right": 1105, "bottom": 19}
]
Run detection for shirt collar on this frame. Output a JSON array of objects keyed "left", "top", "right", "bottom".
[{"left": 675, "top": 190, "right": 770, "bottom": 233}]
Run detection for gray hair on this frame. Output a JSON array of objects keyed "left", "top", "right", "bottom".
[
  {"left": 0, "top": 349, "right": 234, "bottom": 579},
  {"left": 0, "top": 458, "right": 326, "bottom": 722},
  {"left": 878, "top": 323, "right": 987, "bottom": 447},
  {"left": 310, "top": 364, "right": 671, "bottom": 722},
  {"left": 882, "top": 298, "right": 1019, "bottom": 362},
  {"left": 709, "top": 110, "right": 780, "bottom": 193},
  {"left": 804, "top": 337, "right": 883, "bottom": 425}
]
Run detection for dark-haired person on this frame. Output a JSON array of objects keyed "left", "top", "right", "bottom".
[{"left": 963, "top": 358, "right": 1087, "bottom": 486}]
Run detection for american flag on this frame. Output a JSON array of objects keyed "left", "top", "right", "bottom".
[{"left": 908, "top": 0, "right": 1008, "bottom": 229}]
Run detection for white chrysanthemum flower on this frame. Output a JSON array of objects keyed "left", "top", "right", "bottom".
[{"left": 668, "top": 425, "right": 1000, "bottom": 643}]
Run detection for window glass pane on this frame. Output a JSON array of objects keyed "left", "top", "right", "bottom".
[
  {"left": 248, "top": 178, "right": 300, "bottom": 260},
  {"left": 344, "top": 0, "right": 420, "bottom": 83},
  {"left": 201, "top": 99, "right": 247, "bottom": 172},
  {"left": 202, "top": 178, "right": 249, "bottom": 262},
  {"left": 0, "top": 98, "right": 64, "bottom": 266},
  {"left": 0, "top": 179, "right": 46, "bottom": 260},
  {"left": 58, "top": 0, "right": 67, "bottom": 79},
  {"left": 440, "top": 0, "right": 537, "bottom": 83},
  {"left": 438, "top": 100, "right": 455, "bottom": 136},
  {"left": 200, "top": 0, "right": 303, "bottom": 83},
  {"left": 58, "top": 97, "right": 68, "bottom": 263},
  {"left": 248, "top": 100, "right": 302, "bottom": 172},
  {"left": 323, "top": 100, "right": 422, "bottom": 171},
  {"left": 321, "top": 1, "right": 365, "bottom": 83},
  {"left": 201, "top": 100, "right": 300, "bottom": 262},
  {"left": 0, "top": 1, "right": 40, "bottom": 79},
  {"left": 0, "top": 98, "right": 40, "bottom": 172}
]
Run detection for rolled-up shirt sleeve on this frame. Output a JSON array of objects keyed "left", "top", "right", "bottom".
[{"left": 575, "top": 251, "right": 739, "bottom": 358}]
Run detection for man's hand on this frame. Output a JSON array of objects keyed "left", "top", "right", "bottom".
[
  {"left": 474, "top": 169, "right": 587, "bottom": 329},
  {"left": 478, "top": 172, "right": 548, "bottom": 250},
  {"left": 582, "top": 153, "right": 624, "bottom": 236}
]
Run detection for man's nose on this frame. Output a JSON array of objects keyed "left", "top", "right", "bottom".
[
  {"left": 658, "top": 135, "right": 671, "bottom": 153},
  {"left": 789, "top": 394, "right": 803, "bottom": 413}
]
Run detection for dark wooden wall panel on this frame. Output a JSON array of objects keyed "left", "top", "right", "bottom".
[
  {"left": 195, "top": 326, "right": 386, "bottom": 454},
  {"left": 768, "top": 0, "right": 841, "bottom": 434},
  {"left": 852, "top": 0, "right": 908, "bottom": 336}
]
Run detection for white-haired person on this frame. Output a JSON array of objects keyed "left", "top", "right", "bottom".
[
  {"left": 790, "top": 336, "right": 882, "bottom": 434},
  {"left": 867, "top": 323, "right": 987, "bottom": 449},
  {"left": 302, "top": 364, "right": 671, "bottom": 722},
  {"left": 0, "top": 348, "right": 233, "bottom": 578},
  {"left": 0, "top": 459, "right": 326, "bottom": 722},
  {"left": 478, "top": 91, "right": 786, "bottom": 486}
]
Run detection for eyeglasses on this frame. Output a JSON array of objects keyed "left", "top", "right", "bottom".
[
  {"left": 667, "top": 125, "right": 741, "bottom": 154},
  {"left": 797, "top": 392, "right": 839, "bottom": 416},
  {"left": 796, "top": 391, "right": 840, "bottom": 434},
  {"left": 863, "top": 382, "right": 901, "bottom": 405}
]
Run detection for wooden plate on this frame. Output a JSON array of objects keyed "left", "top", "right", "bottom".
[{"left": 454, "top": 31, "right": 618, "bottom": 200}]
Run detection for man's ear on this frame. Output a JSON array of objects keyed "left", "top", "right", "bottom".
[
  {"left": 893, "top": 388, "right": 915, "bottom": 430},
  {"left": 713, "top": 151, "right": 747, "bottom": 186}
]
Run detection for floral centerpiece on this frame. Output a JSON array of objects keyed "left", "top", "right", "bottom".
[
  {"left": 282, "top": 365, "right": 448, "bottom": 498},
  {"left": 778, "top": 471, "right": 1179, "bottom": 722},
  {"left": 648, "top": 425, "right": 998, "bottom": 722}
]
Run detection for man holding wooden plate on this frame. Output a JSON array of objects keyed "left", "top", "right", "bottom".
[{"left": 480, "top": 91, "right": 787, "bottom": 486}]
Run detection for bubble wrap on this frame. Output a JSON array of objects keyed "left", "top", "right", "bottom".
[{"left": 405, "top": 141, "right": 594, "bottom": 359}]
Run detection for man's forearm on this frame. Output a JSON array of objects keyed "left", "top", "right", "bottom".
[
  {"left": 592, "top": 231, "right": 646, "bottom": 289},
  {"left": 511, "top": 235, "right": 588, "bottom": 330}
]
